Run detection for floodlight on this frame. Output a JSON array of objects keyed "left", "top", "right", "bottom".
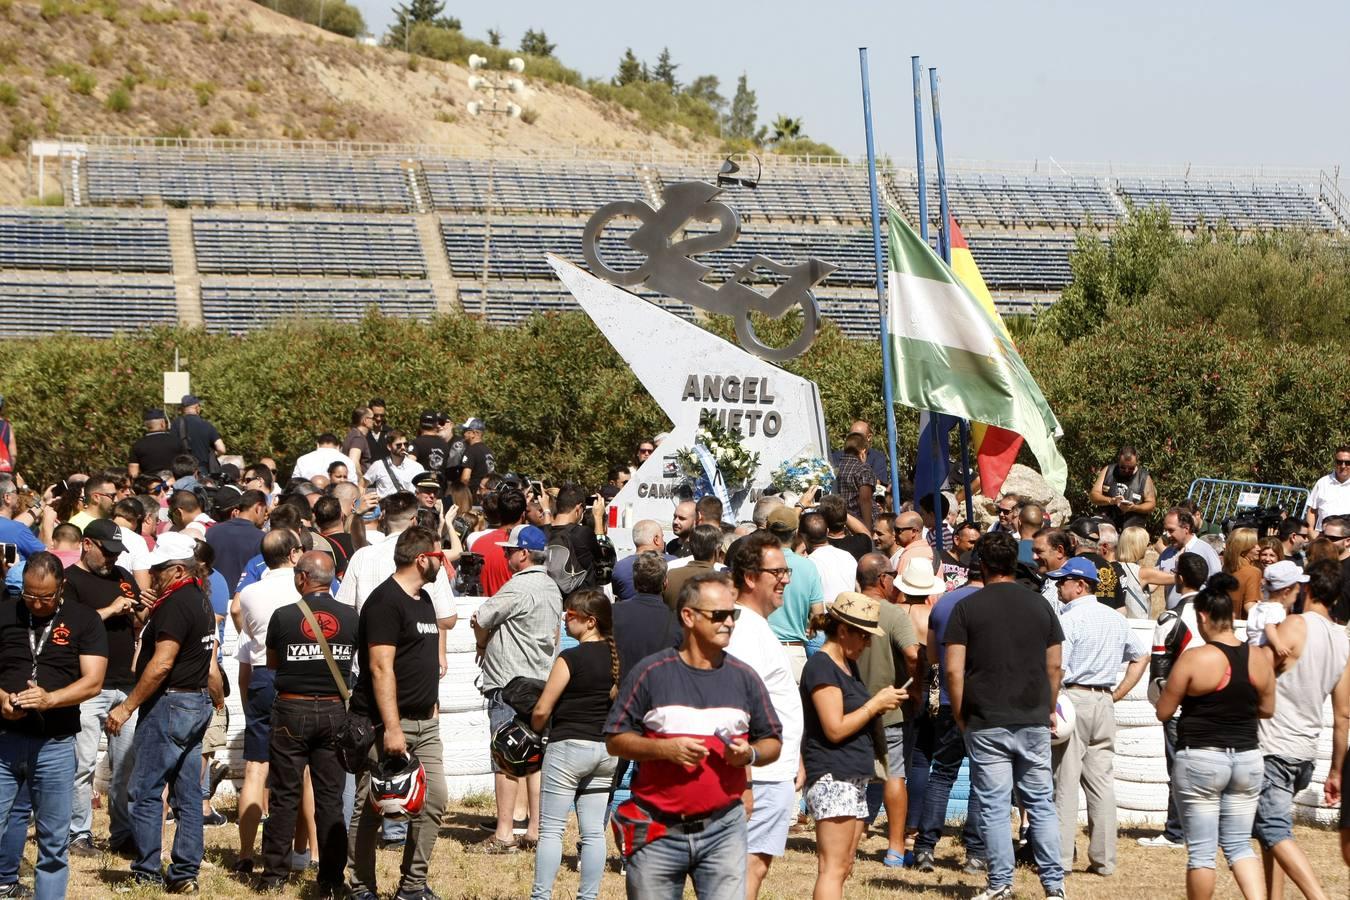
[
  {"left": 508, "top": 57, "right": 525, "bottom": 73},
  {"left": 507, "top": 103, "right": 522, "bottom": 118},
  {"left": 468, "top": 75, "right": 485, "bottom": 91},
  {"left": 508, "top": 78, "right": 524, "bottom": 94},
  {"left": 466, "top": 100, "right": 482, "bottom": 116},
  {"left": 468, "top": 54, "right": 486, "bottom": 70}
]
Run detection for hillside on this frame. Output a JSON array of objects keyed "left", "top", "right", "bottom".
[{"left": 0, "top": 0, "right": 718, "bottom": 203}]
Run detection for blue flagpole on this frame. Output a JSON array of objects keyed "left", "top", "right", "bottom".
[
  {"left": 859, "top": 48, "right": 902, "bottom": 510},
  {"left": 912, "top": 56, "right": 928, "bottom": 245},
  {"left": 930, "top": 65, "right": 975, "bottom": 524}
]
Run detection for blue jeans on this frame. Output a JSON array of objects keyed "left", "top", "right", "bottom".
[
  {"left": 0, "top": 732, "right": 78, "bottom": 900},
  {"left": 531, "top": 739, "right": 616, "bottom": 900},
  {"left": 965, "top": 725, "right": 1063, "bottom": 892},
  {"left": 915, "top": 706, "right": 984, "bottom": 857},
  {"left": 1173, "top": 747, "right": 1263, "bottom": 870},
  {"left": 128, "top": 691, "right": 214, "bottom": 884},
  {"left": 1252, "top": 754, "right": 1313, "bottom": 849},
  {"left": 0, "top": 782, "right": 31, "bottom": 886},
  {"left": 72, "top": 687, "right": 136, "bottom": 847},
  {"left": 626, "top": 802, "right": 746, "bottom": 900}
]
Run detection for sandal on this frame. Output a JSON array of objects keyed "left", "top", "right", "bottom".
[
  {"left": 883, "top": 849, "right": 907, "bottom": 868},
  {"left": 472, "top": 836, "right": 518, "bottom": 855},
  {"left": 517, "top": 837, "right": 538, "bottom": 851}
]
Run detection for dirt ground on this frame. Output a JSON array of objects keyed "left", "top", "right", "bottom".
[{"left": 47, "top": 800, "right": 1349, "bottom": 898}]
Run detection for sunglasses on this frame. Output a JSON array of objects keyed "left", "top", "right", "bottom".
[
  {"left": 417, "top": 550, "right": 447, "bottom": 564},
  {"left": 391, "top": 442, "right": 409, "bottom": 450},
  {"left": 1336, "top": 460, "right": 1350, "bottom": 467},
  {"left": 998, "top": 507, "right": 1016, "bottom": 515},
  {"left": 637, "top": 447, "right": 654, "bottom": 455},
  {"left": 688, "top": 607, "right": 740, "bottom": 624}
]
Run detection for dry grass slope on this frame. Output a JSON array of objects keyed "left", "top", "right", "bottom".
[{"left": 0, "top": 0, "right": 717, "bottom": 202}]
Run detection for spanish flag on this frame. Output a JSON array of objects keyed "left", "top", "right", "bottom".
[{"left": 946, "top": 217, "right": 1026, "bottom": 497}]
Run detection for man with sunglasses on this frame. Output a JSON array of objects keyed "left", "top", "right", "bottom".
[
  {"left": 0, "top": 552, "right": 107, "bottom": 900},
  {"left": 472, "top": 524, "right": 562, "bottom": 853},
  {"left": 606, "top": 573, "right": 782, "bottom": 900},
  {"left": 364, "top": 398, "right": 391, "bottom": 464},
  {"left": 1306, "top": 446, "right": 1350, "bottom": 536},
  {"left": 364, "top": 430, "right": 426, "bottom": 500},
  {"left": 346, "top": 527, "right": 449, "bottom": 900},
  {"left": 990, "top": 494, "right": 1022, "bottom": 534},
  {"left": 69, "top": 475, "right": 117, "bottom": 532},
  {"left": 726, "top": 532, "right": 803, "bottom": 899},
  {"left": 630, "top": 440, "right": 657, "bottom": 478}
]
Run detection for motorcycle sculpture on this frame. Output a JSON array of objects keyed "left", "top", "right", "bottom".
[{"left": 582, "top": 180, "right": 836, "bottom": 362}]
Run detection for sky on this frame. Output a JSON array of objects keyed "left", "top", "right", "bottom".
[{"left": 349, "top": 0, "right": 1350, "bottom": 172}]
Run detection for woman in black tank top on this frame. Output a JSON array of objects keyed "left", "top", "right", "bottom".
[{"left": 1156, "top": 585, "right": 1275, "bottom": 900}]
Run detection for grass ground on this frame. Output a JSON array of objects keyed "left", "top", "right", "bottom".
[{"left": 51, "top": 800, "right": 1347, "bottom": 898}]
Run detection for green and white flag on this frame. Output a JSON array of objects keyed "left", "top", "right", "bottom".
[{"left": 885, "top": 206, "right": 1067, "bottom": 492}]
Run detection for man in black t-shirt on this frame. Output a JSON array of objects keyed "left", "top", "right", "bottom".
[
  {"left": 346, "top": 527, "right": 449, "bottom": 900},
  {"left": 458, "top": 417, "right": 495, "bottom": 497},
  {"left": 944, "top": 532, "right": 1066, "bottom": 900},
  {"left": 65, "top": 520, "right": 150, "bottom": 858},
  {"left": 819, "top": 494, "right": 872, "bottom": 560},
  {"left": 109, "top": 531, "right": 223, "bottom": 892},
  {"left": 411, "top": 410, "right": 450, "bottom": 475},
  {"left": 127, "top": 408, "right": 180, "bottom": 479},
  {"left": 175, "top": 394, "right": 226, "bottom": 476},
  {"left": 546, "top": 484, "right": 608, "bottom": 593},
  {"left": 258, "top": 551, "right": 357, "bottom": 895},
  {"left": 0, "top": 552, "right": 108, "bottom": 900}
]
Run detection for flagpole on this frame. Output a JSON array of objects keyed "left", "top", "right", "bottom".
[
  {"left": 912, "top": 56, "right": 928, "bottom": 245},
  {"left": 858, "top": 47, "right": 902, "bottom": 511},
  {"left": 929, "top": 65, "right": 975, "bottom": 525}
]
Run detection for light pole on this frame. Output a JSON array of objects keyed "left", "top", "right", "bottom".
[{"left": 467, "top": 54, "right": 524, "bottom": 317}]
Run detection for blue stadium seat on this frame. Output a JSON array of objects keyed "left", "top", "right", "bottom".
[
  {"left": 0, "top": 273, "right": 176, "bottom": 335},
  {"left": 1114, "top": 178, "right": 1338, "bottom": 230},
  {"left": 193, "top": 214, "right": 426, "bottom": 277},
  {"left": 424, "top": 158, "right": 643, "bottom": 215},
  {"left": 200, "top": 279, "right": 435, "bottom": 333},
  {"left": 0, "top": 208, "right": 171, "bottom": 273}
]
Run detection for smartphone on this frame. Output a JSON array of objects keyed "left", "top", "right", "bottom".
[
  {"left": 0, "top": 544, "right": 15, "bottom": 567},
  {"left": 899, "top": 677, "right": 914, "bottom": 691},
  {"left": 714, "top": 726, "right": 735, "bottom": 748}
]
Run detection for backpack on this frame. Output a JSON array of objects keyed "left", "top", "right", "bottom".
[{"left": 545, "top": 524, "right": 591, "bottom": 596}]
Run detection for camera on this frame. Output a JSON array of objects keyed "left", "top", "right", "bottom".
[
  {"left": 455, "top": 552, "right": 485, "bottom": 596},
  {"left": 1223, "top": 505, "right": 1284, "bottom": 539}
]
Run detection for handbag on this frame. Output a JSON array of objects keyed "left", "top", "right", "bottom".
[{"left": 295, "top": 600, "right": 371, "bottom": 773}]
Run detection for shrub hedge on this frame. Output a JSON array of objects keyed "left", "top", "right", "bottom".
[{"left": 0, "top": 307, "right": 1342, "bottom": 520}]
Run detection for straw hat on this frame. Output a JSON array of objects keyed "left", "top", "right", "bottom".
[{"left": 828, "top": 592, "right": 886, "bottom": 637}]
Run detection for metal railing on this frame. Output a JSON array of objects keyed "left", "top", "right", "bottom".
[{"left": 1186, "top": 478, "right": 1309, "bottom": 530}]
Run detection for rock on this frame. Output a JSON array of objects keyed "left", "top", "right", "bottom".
[{"left": 971, "top": 463, "right": 1072, "bottom": 530}]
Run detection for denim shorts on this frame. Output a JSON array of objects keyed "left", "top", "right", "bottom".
[
  {"left": 487, "top": 693, "right": 517, "bottom": 775},
  {"left": 805, "top": 774, "right": 869, "bottom": 821},
  {"left": 1173, "top": 747, "right": 1264, "bottom": 870},
  {"left": 243, "top": 667, "right": 277, "bottom": 762},
  {"left": 1252, "top": 755, "right": 1314, "bottom": 849}
]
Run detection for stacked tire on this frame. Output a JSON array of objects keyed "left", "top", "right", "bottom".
[
  {"left": 1111, "top": 621, "right": 1169, "bottom": 826},
  {"left": 1293, "top": 697, "right": 1336, "bottom": 826},
  {"left": 440, "top": 597, "right": 495, "bottom": 800}
]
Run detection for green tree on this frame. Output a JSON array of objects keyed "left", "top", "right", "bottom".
[
  {"left": 519, "top": 28, "right": 555, "bottom": 58},
  {"left": 386, "top": 0, "right": 459, "bottom": 49},
  {"left": 487, "top": 27, "right": 501, "bottom": 47},
  {"left": 614, "top": 48, "right": 641, "bottom": 86},
  {"left": 725, "top": 72, "right": 757, "bottom": 141},
  {"left": 652, "top": 47, "right": 678, "bottom": 90},
  {"left": 769, "top": 114, "right": 802, "bottom": 144},
  {"left": 685, "top": 74, "right": 724, "bottom": 112}
]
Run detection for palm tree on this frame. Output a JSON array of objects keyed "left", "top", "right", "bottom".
[{"left": 770, "top": 115, "right": 803, "bottom": 145}]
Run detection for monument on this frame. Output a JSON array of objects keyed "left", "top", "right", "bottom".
[{"left": 552, "top": 167, "right": 838, "bottom": 530}]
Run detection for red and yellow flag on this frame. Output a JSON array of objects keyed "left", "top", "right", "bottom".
[{"left": 946, "top": 217, "right": 1024, "bottom": 497}]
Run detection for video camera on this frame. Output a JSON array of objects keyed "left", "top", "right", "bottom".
[
  {"left": 455, "top": 552, "right": 485, "bottom": 597},
  {"left": 1221, "top": 505, "right": 1285, "bottom": 539}
]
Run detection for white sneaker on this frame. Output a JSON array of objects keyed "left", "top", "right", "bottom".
[
  {"left": 1136, "top": 834, "right": 1183, "bottom": 849},
  {"left": 972, "top": 888, "right": 1014, "bottom": 900}
]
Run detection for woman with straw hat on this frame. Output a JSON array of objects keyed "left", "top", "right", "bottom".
[{"left": 800, "top": 592, "right": 908, "bottom": 900}]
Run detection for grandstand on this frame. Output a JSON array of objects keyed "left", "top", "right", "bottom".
[{"left": 3, "top": 137, "right": 1343, "bottom": 339}]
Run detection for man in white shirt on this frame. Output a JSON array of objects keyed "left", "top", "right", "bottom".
[
  {"left": 1306, "top": 446, "right": 1350, "bottom": 534},
  {"left": 291, "top": 433, "right": 351, "bottom": 483},
  {"left": 1148, "top": 508, "right": 1223, "bottom": 608},
  {"left": 335, "top": 493, "right": 456, "bottom": 664},
  {"left": 802, "top": 511, "right": 856, "bottom": 603},
  {"left": 363, "top": 431, "right": 426, "bottom": 499},
  {"left": 233, "top": 529, "right": 302, "bottom": 872},
  {"left": 726, "top": 531, "right": 803, "bottom": 900},
  {"left": 112, "top": 498, "right": 152, "bottom": 590}
]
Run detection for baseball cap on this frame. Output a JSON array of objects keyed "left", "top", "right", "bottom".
[
  {"left": 419, "top": 409, "right": 441, "bottom": 429},
  {"left": 143, "top": 407, "right": 166, "bottom": 421},
  {"left": 461, "top": 417, "right": 486, "bottom": 432},
  {"left": 498, "top": 524, "right": 547, "bottom": 551},
  {"left": 180, "top": 394, "right": 201, "bottom": 407},
  {"left": 83, "top": 519, "right": 126, "bottom": 555},
  {"left": 1046, "top": 557, "right": 1100, "bottom": 583},
  {"left": 765, "top": 506, "right": 799, "bottom": 534},
  {"left": 144, "top": 531, "right": 199, "bottom": 568},
  {"left": 1263, "top": 560, "right": 1309, "bottom": 592},
  {"left": 1067, "top": 517, "right": 1103, "bottom": 542},
  {"left": 214, "top": 484, "right": 245, "bottom": 512}
]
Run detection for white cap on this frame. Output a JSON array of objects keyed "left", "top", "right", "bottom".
[
  {"left": 1263, "top": 560, "right": 1308, "bottom": 592},
  {"left": 144, "top": 531, "right": 199, "bottom": 568}
]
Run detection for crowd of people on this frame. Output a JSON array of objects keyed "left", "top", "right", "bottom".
[{"left": 0, "top": 399, "right": 1345, "bottom": 900}]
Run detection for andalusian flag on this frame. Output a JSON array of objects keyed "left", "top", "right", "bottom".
[
  {"left": 886, "top": 207, "right": 1067, "bottom": 492},
  {"left": 947, "top": 218, "right": 1029, "bottom": 498}
]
